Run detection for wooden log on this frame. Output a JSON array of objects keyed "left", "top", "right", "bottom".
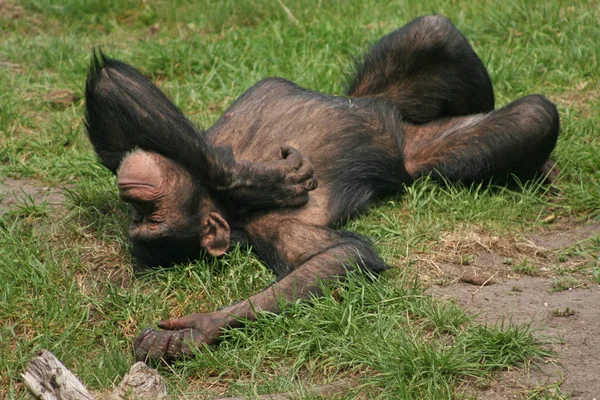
[
  {"left": 22, "top": 350, "right": 95, "bottom": 400},
  {"left": 22, "top": 349, "right": 357, "bottom": 400},
  {"left": 112, "top": 362, "right": 168, "bottom": 400}
]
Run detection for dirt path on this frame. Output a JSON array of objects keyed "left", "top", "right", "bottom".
[
  {"left": 430, "top": 277, "right": 600, "bottom": 399},
  {"left": 0, "top": 178, "right": 67, "bottom": 214},
  {"left": 427, "top": 220, "right": 600, "bottom": 399}
]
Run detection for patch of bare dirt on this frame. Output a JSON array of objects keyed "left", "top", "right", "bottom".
[
  {"left": 425, "top": 219, "right": 600, "bottom": 399},
  {"left": 431, "top": 278, "right": 600, "bottom": 399},
  {"left": 43, "top": 88, "right": 80, "bottom": 110},
  {"left": 415, "top": 218, "right": 600, "bottom": 286},
  {"left": 549, "top": 82, "right": 599, "bottom": 117},
  {"left": 0, "top": 0, "right": 24, "bottom": 20},
  {"left": 71, "top": 232, "right": 132, "bottom": 291},
  {"left": 529, "top": 219, "right": 600, "bottom": 251},
  {"left": 0, "top": 177, "right": 67, "bottom": 214}
]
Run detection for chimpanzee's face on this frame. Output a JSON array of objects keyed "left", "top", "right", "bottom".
[{"left": 117, "top": 150, "right": 230, "bottom": 268}]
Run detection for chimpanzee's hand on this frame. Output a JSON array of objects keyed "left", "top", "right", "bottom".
[
  {"left": 215, "top": 145, "right": 317, "bottom": 211},
  {"left": 538, "top": 159, "right": 560, "bottom": 184},
  {"left": 133, "top": 312, "right": 226, "bottom": 362},
  {"left": 267, "top": 145, "right": 318, "bottom": 206}
]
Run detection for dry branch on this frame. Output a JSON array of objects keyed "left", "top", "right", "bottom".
[
  {"left": 22, "top": 350, "right": 358, "bottom": 400},
  {"left": 22, "top": 350, "right": 94, "bottom": 400},
  {"left": 22, "top": 351, "right": 167, "bottom": 400}
]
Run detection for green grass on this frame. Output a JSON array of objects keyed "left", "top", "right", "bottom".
[
  {"left": 1, "top": 0, "right": 599, "bottom": 398},
  {"left": 550, "top": 276, "right": 583, "bottom": 292},
  {"left": 512, "top": 259, "right": 540, "bottom": 276}
]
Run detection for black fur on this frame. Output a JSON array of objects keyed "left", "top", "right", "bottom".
[
  {"left": 346, "top": 16, "right": 495, "bottom": 122},
  {"left": 85, "top": 50, "right": 226, "bottom": 180}
]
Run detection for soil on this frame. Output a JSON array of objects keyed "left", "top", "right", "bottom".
[
  {"left": 0, "top": 177, "right": 67, "bottom": 214},
  {"left": 427, "top": 220, "right": 600, "bottom": 399}
]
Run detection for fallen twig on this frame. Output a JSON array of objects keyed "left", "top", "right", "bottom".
[
  {"left": 22, "top": 350, "right": 359, "bottom": 400},
  {"left": 470, "top": 271, "right": 499, "bottom": 297},
  {"left": 22, "top": 350, "right": 94, "bottom": 400}
]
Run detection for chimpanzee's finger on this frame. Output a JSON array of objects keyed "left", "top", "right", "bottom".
[
  {"left": 166, "top": 330, "right": 185, "bottom": 358},
  {"left": 280, "top": 144, "right": 296, "bottom": 158},
  {"left": 286, "top": 162, "right": 315, "bottom": 187},
  {"left": 134, "top": 328, "right": 158, "bottom": 361},
  {"left": 147, "top": 331, "right": 173, "bottom": 360},
  {"left": 133, "top": 327, "right": 155, "bottom": 350},
  {"left": 304, "top": 177, "right": 318, "bottom": 191},
  {"left": 280, "top": 145, "right": 303, "bottom": 170},
  {"left": 182, "top": 328, "right": 213, "bottom": 352},
  {"left": 158, "top": 314, "right": 195, "bottom": 330},
  {"left": 134, "top": 347, "right": 148, "bottom": 362}
]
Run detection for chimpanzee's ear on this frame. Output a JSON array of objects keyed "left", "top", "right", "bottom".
[
  {"left": 200, "top": 212, "right": 231, "bottom": 256},
  {"left": 84, "top": 49, "right": 209, "bottom": 174}
]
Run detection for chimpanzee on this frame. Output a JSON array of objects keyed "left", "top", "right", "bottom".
[{"left": 84, "top": 16, "right": 560, "bottom": 361}]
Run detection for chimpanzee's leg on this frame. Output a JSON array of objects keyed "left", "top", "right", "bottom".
[
  {"left": 347, "top": 15, "right": 494, "bottom": 122},
  {"left": 402, "top": 94, "right": 559, "bottom": 184}
]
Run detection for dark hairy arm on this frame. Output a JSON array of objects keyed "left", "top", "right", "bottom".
[
  {"left": 85, "top": 52, "right": 316, "bottom": 211},
  {"left": 133, "top": 216, "right": 386, "bottom": 361}
]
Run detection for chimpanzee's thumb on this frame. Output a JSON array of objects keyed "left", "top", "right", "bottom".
[{"left": 157, "top": 315, "right": 195, "bottom": 330}]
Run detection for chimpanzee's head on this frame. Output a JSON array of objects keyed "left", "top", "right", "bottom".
[
  {"left": 84, "top": 52, "right": 231, "bottom": 268},
  {"left": 115, "top": 150, "right": 231, "bottom": 268}
]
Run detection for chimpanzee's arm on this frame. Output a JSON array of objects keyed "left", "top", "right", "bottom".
[
  {"left": 85, "top": 52, "right": 316, "bottom": 210},
  {"left": 133, "top": 217, "right": 386, "bottom": 361}
]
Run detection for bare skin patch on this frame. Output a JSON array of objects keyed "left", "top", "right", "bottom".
[{"left": 117, "top": 150, "right": 165, "bottom": 202}]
